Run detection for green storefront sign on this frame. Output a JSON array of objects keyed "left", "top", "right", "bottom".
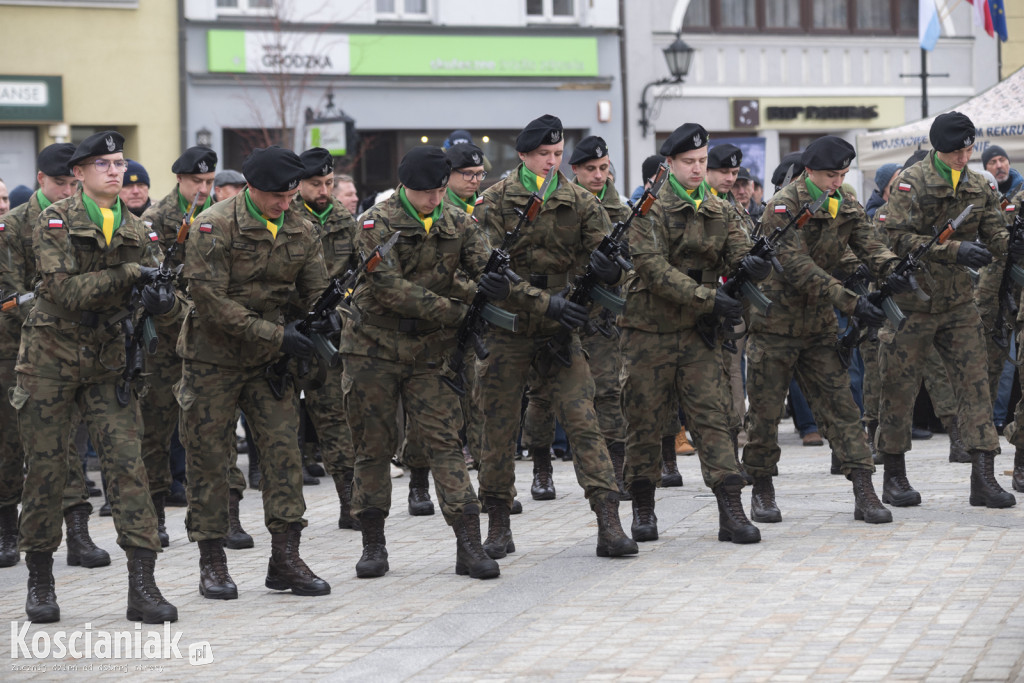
[{"left": 0, "top": 75, "right": 63, "bottom": 122}]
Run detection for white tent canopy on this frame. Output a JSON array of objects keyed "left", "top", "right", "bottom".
[{"left": 856, "top": 66, "right": 1024, "bottom": 187}]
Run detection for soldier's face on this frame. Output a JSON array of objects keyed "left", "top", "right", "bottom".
[
  {"left": 519, "top": 142, "right": 564, "bottom": 178},
  {"left": 448, "top": 166, "right": 484, "bottom": 200},
  {"left": 0, "top": 180, "right": 8, "bottom": 214},
  {"left": 404, "top": 186, "right": 446, "bottom": 215},
  {"left": 707, "top": 167, "right": 739, "bottom": 195},
  {"left": 333, "top": 181, "right": 359, "bottom": 214},
  {"left": 732, "top": 179, "right": 753, "bottom": 206},
  {"left": 249, "top": 187, "right": 298, "bottom": 219},
  {"left": 119, "top": 182, "right": 149, "bottom": 211},
  {"left": 216, "top": 184, "right": 245, "bottom": 202},
  {"left": 37, "top": 173, "right": 78, "bottom": 203},
  {"left": 572, "top": 159, "right": 611, "bottom": 195},
  {"left": 300, "top": 175, "right": 335, "bottom": 213},
  {"left": 668, "top": 149, "right": 707, "bottom": 190},
  {"left": 937, "top": 144, "right": 973, "bottom": 172},
  {"left": 984, "top": 154, "right": 1010, "bottom": 182},
  {"left": 178, "top": 172, "right": 216, "bottom": 205},
  {"left": 73, "top": 152, "right": 125, "bottom": 202},
  {"left": 805, "top": 167, "right": 849, "bottom": 194}
]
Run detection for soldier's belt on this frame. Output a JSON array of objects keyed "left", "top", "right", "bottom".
[
  {"left": 35, "top": 297, "right": 130, "bottom": 329},
  {"left": 360, "top": 311, "right": 440, "bottom": 335},
  {"left": 528, "top": 273, "right": 569, "bottom": 289},
  {"left": 686, "top": 269, "right": 720, "bottom": 286}
]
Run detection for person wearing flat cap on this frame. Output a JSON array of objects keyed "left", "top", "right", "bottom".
[
  {"left": 177, "top": 145, "right": 332, "bottom": 601},
  {"left": 473, "top": 114, "right": 638, "bottom": 560},
  {"left": 13, "top": 130, "right": 183, "bottom": 624},
  {"left": 742, "top": 133, "right": 906, "bottom": 527},
  {"left": 119, "top": 160, "right": 151, "bottom": 216},
  {"left": 0, "top": 142, "right": 113, "bottom": 577},
  {"left": 618, "top": 122, "right": 764, "bottom": 545},
  {"left": 981, "top": 144, "right": 1023, "bottom": 198},
  {"left": 214, "top": 169, "right": 247, "bottom": 202},
  {"left": 339, "top": 146, "right": 503, "bottom": 581},
  {"left": 879, "top": 112, "right": 1021, "bottom": 510},
  {"left": 287, "top": 147, "right": 360, "bottom": 524}
]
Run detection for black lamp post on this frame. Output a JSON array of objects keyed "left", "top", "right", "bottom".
[{"left": 639, "top": 35, "right": 695, "bottom": 137}]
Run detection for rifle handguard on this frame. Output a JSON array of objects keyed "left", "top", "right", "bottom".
[
  {"left": 590, "top": 285, "right": 626, "bottom": 315},
  {"left": 481, "top": 303, "right": 518, "bottom": 332},
  {"left": 740, "top": 280, "right": 773, "bottom": 315}
]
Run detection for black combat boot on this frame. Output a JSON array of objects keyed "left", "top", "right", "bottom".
[
  {"left": 1013, "top": 448, "right": 1024, "bottom": 493},
  {"left": 25, "top": 552, "right": 59, "bottom": 623},
  {"left": 153, "top": 493, "right": 169, "bottom": 548},
  {"left": 0, "top": 504, "right": 19, "bottom": 567},
  {"left": 713, "top": 474, "right": 761, "bottom": 544},
  {"left": 607, "top": 441, "right": 631, "bottom": 501},
  {"left": 64, "top": 504, "right": 110, "bottom": 568},
  {"left": 198, "top": 538, "right": 237, "bottom": 600},
  {"left": 942, "top": 416, "right": 970, "bottom": 463},
  {"left": 881, "top": 453, "right": 921, "bottom": 507},
  {"left": 224, "top": 489, "right": 254, "bottom": 549},
  {"left": 750, "top": 475, "right": 782, "bottom": 523},
  {"left": 593, "top": 493, "right": 639, "bottom": 557},
  {"left": 126, "top": 547, "right": 178, "bottom": 623},
  {"left": 969, "top": 450, "right": 1016, "bottom": 508},
  {"left": 355, "top": 509, "right": 389, "bottom": 578},
  {"left": 661, "top": 435, "right": 683, "bottom": 487},
  {"left": 452, "top": 505, "right": 500, "bottom": 579},
  {"left": 511, "top": 499, "right": 522, "bottom": 515},
  {"left": 334, "top": 469, "right": 361, "bottom": 530},
  {"left": 849, "top": 469, "right": 892, "bottom": 524},
  {"left": 482, "top": 496, "right": 515, "bottom": 559},
  {"left": 266, "top": 522, "right": 330, "bottom": 595},
  {"left": 867, "top": 420, "right": 882, "bottom": 465},
  {"left": 629, "top": 479, "right": 658, "bottom": 542},
  {"left": 530, "top": 447, "right": 556, "bottom": 500},
  {"left": 407, "top": 467, "right": 435, "bottom": 516},
  {"left": 248, "top": 457, "right": 262, "bottom": 489}
]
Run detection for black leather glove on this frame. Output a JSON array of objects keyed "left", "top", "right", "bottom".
[
  {"left": 589, "top": 249, "right": 621, "bottom": 285},
  {"left": 1009, "top": 237, "right": 1024, "bottom": 260},
  {"left": 309, "top": 310, "right": 342, "bottom": 336},
  {"left": 854, "top": 295, "right": 886, "bottom": 327},
  {"left": 740, "top": 254, "right": 772, "bottom": 282},
  {"left": 281, "top": 320, "right": 314, "bottom": 359},
  {"left": 140, "top": 283, "right": 174, "bottom": 316},
  {"left": 956, "top": 241, "right": 992, "bottom": 269},
  {"left": 545, "top": 288, "right": 589, "bottom": 329},
  {"left": 137, "top": 266, "right": 161, "bottom": 285},
  {"left": 712, "top": 289, "right": 742, "bottom": 322},
  {"left": 884, "top": 269, "right": 916, "bottom": 295},
  {"left": 478, "top": 271, "right": 511, "bottom": 301}
]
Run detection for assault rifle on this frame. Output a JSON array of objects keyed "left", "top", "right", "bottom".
[
  {"left": 992, "top": 204, "right": 1024, "bottom": 361},
  {"left": 266, "top": 231, "right": 401, "bottom": 400},
  {"left": 540, "top": 162, "right": 669, "bottom": 370},
  {"left": 440, "top": 167, "right": 557, "bottom": 395},
  {"left": 0, "top": 291, "right": 34, "bottom": 312}
]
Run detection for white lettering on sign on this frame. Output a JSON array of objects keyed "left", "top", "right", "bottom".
[{"left": 0, "top": 82, "right": 48, "bottom": 107}]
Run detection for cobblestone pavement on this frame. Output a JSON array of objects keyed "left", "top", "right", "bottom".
[{"left": 2, "top": 428, "right": 1023, "bottom": 681}]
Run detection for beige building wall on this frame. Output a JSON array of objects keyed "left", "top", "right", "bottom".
[
  {"left": 1001, "top": 4, "right": 1024, "bottom": 78},
  {"left": 0, "top": 1, "right": 180, "bottom": 196}
]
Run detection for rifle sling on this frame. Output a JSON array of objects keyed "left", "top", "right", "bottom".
[
  {"left": 35, "top": 297, "right": 130, "bottom": 329},
  {"left": 359, "top": 309, "right": 440, "bottom": 335},
  {"left": 527, "top": 273, "right": 568, "bottom": 289}
]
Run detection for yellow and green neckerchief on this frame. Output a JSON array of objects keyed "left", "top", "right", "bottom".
[
  {"left": 244, "top": 188, "right": 284, "bottom": 238},
  {"left": 932, "top": 153, "right": 962, "bottom": 193},
  {"left": 668, "top": 174, "right": 708, "bottom": 210},
  {"left": 177, "top": 189, "right": 212, "bottom": 224},
  {"left": 82, "top": 193, "right": 122, "bottom": 245},
  {"left": 304, "top": 200, "right": 333, "bottom": 225},
  {"left": 35, "top": 189, "right": 52, "bottom": 211},
  {"left": 804, "top": 177, "right": 842, "bottom": 219},
  {"left": 398, "top": 187, "right": 443, "bottom": 233},
  {"left": 519, "top": 165, "right": 558, "bottom": 203},
  {"left": 446, "top": 188, "right": 477, "bottom": 215}
]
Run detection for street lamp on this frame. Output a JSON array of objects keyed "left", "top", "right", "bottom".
[{"left": 639, "top": 35, "right": 695, "bottom": 137}]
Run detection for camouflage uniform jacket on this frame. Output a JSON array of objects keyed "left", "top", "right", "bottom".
[
  {"left": 338, "top": 191, "right": 490, "bottom": 364},
  {"left": 475, "top": 166, "right": 613, "bottom": 337},
  {"left": 15, "top": 190, "right": 174, "bottom": 382},
  {"left": 0, "top": 193, "right": 43, "bottom": 358},
  {"left": 289, "top": 195, "right": 358, "bottom": 279},
  {"left": 749, "top": 173, "right": 900, "bottom": 337},
  {"left": 884, "top": 151, "right": 1010, "bottom": 314},
  {"left": 594, "top": 180, "right": 630, "bottom": 225},
  {"left": 176, "top": 192, "right": 328, "bottom": 370},
  {"left": 140, "top": 188, "right": 194, "bottom": 354},
  {"left": 619, "top": 187, "right": 750, "bottom": 334}
]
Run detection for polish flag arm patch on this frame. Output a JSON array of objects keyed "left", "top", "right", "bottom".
[
  {"left": 48, "top": 219, "right": 63, "bottom": 228},
  {"left": 198, "top": 223, "right": 213, "bottom": 233},
  {"left": 898, "top": 182, "right": 912, "bottom": 192},
  {"left": 877, "top": 214, "right": 886, "bottom": 222},
  {"left": 774, "top": 205, "right": 788, "bottom": 214},
  {"left": 1006, "top": 205, "right": 1016, "bottom": 212},
  {"left": 474, "top": 196, "right": 484, "bottom": 205},
  {"left": 148, "top": 231, "right": 159, "bottom": 241},
  {"left": 362, "top": 219, "right": 375, "bottom": 230}
]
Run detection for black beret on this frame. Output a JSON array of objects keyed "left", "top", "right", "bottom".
[
  {"left": 708, "top": 144, "right": 743, "bottom": 170},
  {"left": 299, "top": 147, "right": 335, "bottom": 179},
  {"left": 123, "top": 159, "right": 150, "bottom": 186},
  {"left": 659, "top": 123, "right": 708, "bottom": 157},
  {"left": 801, "top": 135, "right": 856, "bottom": 171},
  {"left": 172, "top": 146, "right": 217, "bottom": 175},
  {"left": 242, "top": 146, "right": 304, "bottom": 192},
  {"left": 515, "top": 114, "right": 563, "bottom": 153},
  {"left": 569, "top": 136, "right": 609, "bottom": 165},
  {"left": 929, "top": 112, "right": 976, "bottom": 153},
  {"left": 771, "top": 152, "right": 803, "bottom": 188},
  {"left": 68, "top": 130, "right": 124, "bottom": 167},
  {"left": 982, "top": 144, "right": 1009, "bottom": 166},
  {"left": 37, "top": 143, "right": 76, "bottom": 177},
  {"left": 642, "top": 155, "right": 666, "bottom": 183},
  {"left": 445, "top": 143, "right": 485, "bottom": 170},
  {"left": 399, "top": 146, "right": 451, "bottom": 191}
]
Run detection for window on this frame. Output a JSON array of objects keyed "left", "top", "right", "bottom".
[
  {"left": 376, "top": 0, "right": 429, "bottom": 20},
  {"left": 526, "top": 0, "right": 575, "bottom": 22},
  {"left": 216, "top": 0, "right": 274, "bottom": 15},
  {"left": 683, "top": 0, "right": 918, "bottom": 35}
]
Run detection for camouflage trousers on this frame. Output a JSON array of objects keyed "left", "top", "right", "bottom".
[
  {"left": 12, "top": 373, "right": 159, "bottom": 553},
  {"left": 877, "top": 304, "right": 998, "bottom": 455},
  {"left": 138, "top": 348, "right": 180, "bottom": 497},
  {"left": 743, "top": 332, "right": 873, "bottom": 477},
  {"left": 177, "top": 359, "right": 307, "bottom": 541},
  {"left": 0, "top": 358, "right": 91, "bottom": 511},
  {"left": 621, "top": 328, "right": 740, "bottom": 490},
  {"left": 475, "top": 331, "right": 617, "bottom": 506},
  {"left": 343, "top": 354, "right": 479, "bottom": 525},
  {"left": 303, "top": 361, "right": 355, "bottom": 477},
  {"left": 522, "top": 327, "right": 626, "bottom": 449},
  {"left": 721, "top": 337, "right": 745, "bottom": 435},
  {"left": 861, "top": 339, "right": 958, "bottom": 424}
]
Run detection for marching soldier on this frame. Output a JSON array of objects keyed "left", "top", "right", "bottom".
[
  {"left": 14, "top": 131, "right": 179, "bottom": 623},
  {"left": 177, "top": 146, "right": 331, "bottom": 600}
]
